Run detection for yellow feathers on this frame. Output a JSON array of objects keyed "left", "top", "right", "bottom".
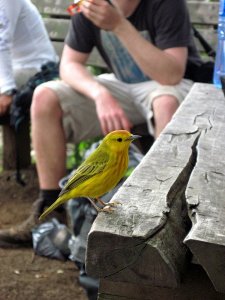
[{"left": 39, "top": 130, "right": 140, "bottom": 220}]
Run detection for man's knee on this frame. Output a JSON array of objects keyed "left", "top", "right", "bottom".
[
  {"left": 152, "top": 94, "right": 179, "bottom": 117},
  {"left": 31, "top": 86, "right": 62, "bottom": 120},
  {"left": 151, "top": 94, "right": 179, "bottom": 138}
]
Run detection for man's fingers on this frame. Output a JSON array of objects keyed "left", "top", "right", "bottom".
[
  {"left": 111, "top": 115, "right": 123, "bottom": 131},
  {"left": 100, "top": 117, "right": 120, "bottom": 135},
  {"left": 121, "top": 116, "right": 132, "bottom": 132},
  {"left": 100, "top": 117, "right": 110, "bottom": 135},
  {"left": 100, "top": 114, "right": 132, "bottom": 135},
  {"left": 112, "top": 112, "right": 132, "bottom": 132}
]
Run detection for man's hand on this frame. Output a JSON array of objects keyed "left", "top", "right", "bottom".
[
  {"left": 94, "top": 89, "right": 132, "bottom": 135},
  {"left": 0, "top": 95, "right": 12, "bottom": 115},
  {"left": 81, "top": 0, "right": 123, "bottom": 31}
]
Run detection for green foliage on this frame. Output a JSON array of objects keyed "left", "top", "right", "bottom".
[
  {"left": 0, "top": 149, "right": 2, "bottom": 173},
  {"left": 124, "top": 166, "right": 135, "bottom": 178},
  {"left": 87, "top": 65, "right": 107, "bottom": 76}
]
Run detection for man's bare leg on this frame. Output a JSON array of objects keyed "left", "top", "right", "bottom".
[{"left": 31, "top": 86, "right": 66, "bottom": 189}]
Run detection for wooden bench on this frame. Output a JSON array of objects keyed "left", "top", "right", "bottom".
[
  {"left": 86, "top": 82, "right": 225, "bottom": 299},
  {"left": 1, "top": 0, "right": 220, "bottom": 170}
]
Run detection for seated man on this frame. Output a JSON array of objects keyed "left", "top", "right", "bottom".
[
  {"left": 0, "top": 0, "right": 201, "bottom": 247},
  {"left": 0, "top": 0, "right": 58, "bottom": 116}
]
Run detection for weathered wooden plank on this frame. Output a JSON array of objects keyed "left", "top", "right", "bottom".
[
  {"left": 43, "top": 18, "right": 69, "bottom": 40},
  {"left": 183, "top": 84, "right": 225, "bottom": 294},
  {"left": 31, "top": 0, "right": 69, "bottom": 16},
  {"left": 86, "top": 83, "right": 225, "bottom": 295},
  {"left": 51, "top": 41, "right": 64, "bottom": 57},
  {"left": 194, "top": 27, "right": 217, "bottom": 52},
  {"left": 86, "top": 86, "right": 206, "bottom": 287},
  {"left": 187, "top": 1, "right": 219, "bottom": 25}
]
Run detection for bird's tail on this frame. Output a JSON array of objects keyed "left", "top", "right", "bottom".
[{"left": 39, "top": 197, "right": 64, "bottom": 221}]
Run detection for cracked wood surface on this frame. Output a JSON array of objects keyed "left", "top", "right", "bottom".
[
  {"left": 86, "top": 83, "right": 225, "bottom": 295},
  {"left": 183, "top": 84, "right": 225, "bottom": 293}
]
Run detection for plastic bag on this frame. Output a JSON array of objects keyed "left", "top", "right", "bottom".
[{"left": 32, "top": 218, "right": 71, "bottom": 261}]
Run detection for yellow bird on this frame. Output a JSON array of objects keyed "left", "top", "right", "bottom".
[{"left": 39, "top": 130, "right": 141, "bottom": 220}]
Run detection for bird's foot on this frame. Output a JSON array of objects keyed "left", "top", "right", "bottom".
[
  {"left": 101, "top": 205, "right": 115, "bottom": 213},
  {"left": 108, "top": 200, "right": 122, "bottom": 207}
]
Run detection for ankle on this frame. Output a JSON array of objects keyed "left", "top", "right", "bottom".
[{"left": 40, "top": 188, "right": 61, "bottom": 204}]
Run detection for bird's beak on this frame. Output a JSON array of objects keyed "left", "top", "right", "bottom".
[{"left": 127, "top": 134, "right": 141, "bottom": 141}]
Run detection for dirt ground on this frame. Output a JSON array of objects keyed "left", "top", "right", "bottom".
[{"left": 0, "top": 168, "right": 87, "bottom": 300}]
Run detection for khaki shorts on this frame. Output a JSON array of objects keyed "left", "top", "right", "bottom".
[{"left": 41, "top": 74, "right": 193, "bottom": 143}]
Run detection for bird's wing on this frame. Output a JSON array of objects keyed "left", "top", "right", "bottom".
[{"left": 59, "top": 149, "right": 109, "bottom": 196}]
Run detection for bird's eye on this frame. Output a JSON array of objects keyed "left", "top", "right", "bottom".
[{"left": 117, "top": 138, "right": 123, "bottom": 142}]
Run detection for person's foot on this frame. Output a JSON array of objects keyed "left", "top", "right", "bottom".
[{"left": 0, "top": 197, "right": 67, "bottom": 248}]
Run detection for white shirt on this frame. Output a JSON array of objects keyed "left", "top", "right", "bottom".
[{"left": 0, "top": 0, "right": 58, "bottom": 93}]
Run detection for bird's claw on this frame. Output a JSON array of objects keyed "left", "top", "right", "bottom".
[
  {"left": 108, "top": 201, "right": 122, "bottom": 207},
  {"left": 101, "top": 205, "right": 115, "bottom": 213}
]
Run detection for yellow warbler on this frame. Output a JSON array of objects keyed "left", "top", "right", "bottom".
[{"left": 39, "top": 130, "right": 140, "bottom": 220}]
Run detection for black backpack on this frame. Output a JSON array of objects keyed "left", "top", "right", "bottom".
[{"left": 184, "top": 26, "right": 216, "bottom": 83}]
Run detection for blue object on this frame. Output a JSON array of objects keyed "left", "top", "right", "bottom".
[
  {"left": 213, "top": 0, "right": 225, "bottom": 88},
  {"left": 219, "top": 0, "right": 225, "bottom": 16}
]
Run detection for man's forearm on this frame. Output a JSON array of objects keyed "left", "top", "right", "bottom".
[
  {"left": 60, "top": 61, "right": 108, "bottom": 101},
  {"left": 112, "top": 19, "right": 186, "bottom": 85}
]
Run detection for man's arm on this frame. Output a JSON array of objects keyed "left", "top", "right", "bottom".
[
  {"left": 60, "top": 45, "right": 132, "bottom": 134},
  {"left": 112, "top": 20, "right": 187, "bottom": 85},
  {"left": 81, "top": 0, "right": 187, "bottom": 85}
]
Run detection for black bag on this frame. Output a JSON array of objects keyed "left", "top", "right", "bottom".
[
  {"left": 185, "top": 60, "right": 215, "bottom": 83},
  {"left": 10, "top": 61, "right": 59, "bottom": 129},
  {"left": 185, "top": 26, "right": 216, "bottom": 83}
]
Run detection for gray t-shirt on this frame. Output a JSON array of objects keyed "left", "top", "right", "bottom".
[{"left": 66, "top": 0, "right": 200, "bottom": 83}]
